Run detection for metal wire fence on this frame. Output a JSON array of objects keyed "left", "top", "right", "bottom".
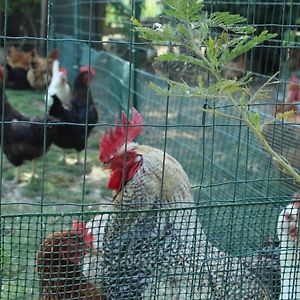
[{"left": 1, "top": 0, "right": 300, "bottom": 299}]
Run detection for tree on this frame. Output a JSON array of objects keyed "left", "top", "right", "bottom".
[
  {"left": 1, "top": 0, "right": 40, "bottom": 47},
  {"left": 133, "top": 0, "right": 300, "bottom": 185}
]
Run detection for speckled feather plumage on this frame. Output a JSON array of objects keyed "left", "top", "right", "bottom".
[{"left": 88, "top": 144, "right": 275, "bottom": 299}]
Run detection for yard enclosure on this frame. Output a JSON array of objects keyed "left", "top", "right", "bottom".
[{"left": 1, "top": 0, "right": 300, "bottom": 299}]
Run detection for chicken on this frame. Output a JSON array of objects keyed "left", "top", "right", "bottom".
[
  {"left": 276, "top": 75, "right": 300, "bottom": 114},
  {"left": 222, "top": 53, "right": 245, "bottom": 80},
  {"left": 3, "top": 48, "right": 57, "bottom": 90},
  {"left": 27, "top": 49, "right": 57, "bottom": 90},
  {"left": 4, "top": 63, "right": 32, "bottom": 90},
  {"left": 4, "top": 46, "right": 34, "bottom": 90},
  {"left": 49, "top": 66, "right": 98, "bottom": 163},
  {"left": 7, "top": 46, "right": 33, "bottom": 69},
  {"left": 0, "top": 68, "right": 58, "bottom": 182},
  {"left": 45, "top": 58, "right": 71, "bottom": 109},
  {"left": 36, "top": 220, "right": 103, "bottom": 300},
  {"left": 82, "top": 214, "right": 110, "bottom": 280},
  {"left": 84, "top": 107, "right": 277, "bottom": 299},
  {"left": 277, "top": 196, "right": 300, "bottom": 300}
]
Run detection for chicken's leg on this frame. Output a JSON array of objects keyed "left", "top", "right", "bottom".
[
  {"left": 12, "top": 166, "right": 21, "bottom": 184},
  {"left": 76, "top": 151, "right": 81, "bottom": 164},
  {"left": 31, "top": 159, "right": 37, "bottom": 179},
  {"left": 60, "top": 149, "right": 66, "bottom": 164}
]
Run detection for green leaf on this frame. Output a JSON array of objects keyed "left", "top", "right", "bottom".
[
  {"left": 163, "top": 0, "right": 204, "bottom": 22},
  {"left": 275, "top": 110, "right": 295, "bottom": 120},
  {"left": 155, "top": 53, "right": 209, "bottom": 70},
  {"left": 148, "top": 82, "right": 172, "bottom": 97},
  {"left": 240, "top": 93, "right": 247, "bottom": 110},
  {"left": 131, "top": 17, "right": 181, "bottom": 44},
  {"left": 221, "top": 31, "right": 277, "bottom": 65},
  {"left": 248, "top": 111, "right": 261, "bottom": 128},
  {"left": 209, "top": 12, "right": 256, "bottom": 34}
]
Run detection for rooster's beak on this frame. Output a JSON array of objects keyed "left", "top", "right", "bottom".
[{"left": 101, "top": 163, "right": 111, "bottom": 171}]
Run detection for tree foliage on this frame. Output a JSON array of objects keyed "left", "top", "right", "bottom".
[
  {"left": 0, "top": 0, "right": 39, "bottom": 15},
  {"left": 133, "top": 0, "right": 300, "bottom": 185}
]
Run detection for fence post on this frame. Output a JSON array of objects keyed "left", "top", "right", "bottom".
[
  {"left": 132, "top": 0, "right": 142, "bottom": 111},
  {"left": 40, "top": 0, "right": 48, "bottom": 53},
  {"left": 74, "top": 0, "right": 81, "bottom": 71}
]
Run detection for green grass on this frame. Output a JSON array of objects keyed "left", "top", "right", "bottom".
[{"left": 1, "top": 89, "right": 112, "bottom": 299}]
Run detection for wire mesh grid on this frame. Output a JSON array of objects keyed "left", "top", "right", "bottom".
[{"left": 1, "top": 0, "right": 300, "bottom": 299}]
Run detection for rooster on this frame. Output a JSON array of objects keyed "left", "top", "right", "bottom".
[
  {"left": 49, "top": 65, "right": 98, "bottom": 163},
  {"left": 0, "top": 68, "right": 58, "bottom": 182},
  {"left": 36, "top": 220, "right": 104, "bottom": 300},
  {"left": 45, "top": 57, "right": 71, "bottom": 110},
  {"left": 83, "top": 107, "right": 277, "bottom": 299},
  {"left": 277, "top": 196, "right": 300, "bottom": 300}
]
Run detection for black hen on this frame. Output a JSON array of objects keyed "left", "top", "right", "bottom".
[
  {"left": 4, "top": 64, "right": 31, "bottom": 90},
  {"left": 0, "top": 84, "right": 58, "bottom": 182},
  {"left": 49, "top": 66, "right": 98, "bottom": 163}
]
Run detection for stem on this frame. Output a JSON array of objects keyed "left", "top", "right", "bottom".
[
  {"left": 243, "top": 113, "right": 300, "bottom": 184},
  {"left": 249, "top": 72, "right": 280, "bottom": 105},
  {"left": 202, "top": 107, "right": 242, "bottom": 121},
  {"left": 223, "top": 84, "right": 300, "bottom": 184}
]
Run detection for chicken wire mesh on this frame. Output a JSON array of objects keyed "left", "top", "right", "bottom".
[{"left": 1, "top": 0, "right": 300, "bottom": 299}]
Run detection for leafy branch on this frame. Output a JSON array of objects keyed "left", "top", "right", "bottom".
[{"left": 132, "top": 0, "right": 300, "bottom": 184}]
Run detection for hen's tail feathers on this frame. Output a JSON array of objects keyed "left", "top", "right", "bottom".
[{"left": 51, "top": 60, "right": 60, "bottom": 78}]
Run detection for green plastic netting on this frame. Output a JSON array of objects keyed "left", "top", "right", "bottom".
[{"left": 2, "top": 0, "right": 300, "bottom": 299}]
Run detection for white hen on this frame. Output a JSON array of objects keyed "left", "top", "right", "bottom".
[
  {"left": 277, "top": 198, "right": 300, "bottom": 300},
  {"left": 45, "top": 59, "right": 71, "bottom": 109}
]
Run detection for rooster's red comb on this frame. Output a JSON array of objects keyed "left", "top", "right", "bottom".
[
  {"left": 80, "top": 65, "right": 95, "bottom": 76},
  {"left": 100, "top": 107, "right": 143, "bottom": 163},
  {"left": 71, "top": 220, "right": 87, "bottom": 234},
  {"left": 71, "top": 220, "right": 94, "bottom": 244}
]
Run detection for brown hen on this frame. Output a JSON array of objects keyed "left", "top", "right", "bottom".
[{"left": 36, "top": 222, "right": 104, "bottom": 300}]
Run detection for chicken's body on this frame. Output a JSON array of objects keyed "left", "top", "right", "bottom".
[
  {"left": 26, "top": 49, "right": 57, "bottom": 90},
  {"left": 0, "top": 72, "right": 58, "bottom": 181},
  {"left": 85, "top": 108, "right": 275, "bottom": 299},
  {"left": 5, "top": 64, "right": 31, "bottom": 90},
  {"left": 101, "top": 145, "right": 271, "bottom": 299},
  {"left": 113, "top": 144, "right": 192, "bottom": 211},
  {"left": 276, "top": 75, "right": 300, "bottom": 114},
  {"left": 49, "top": 66, "right": 98, "bottom": 162},
  {"left": 37, "top": 225, "right": 103, "bottom": 300},
  {"left": 7, "top": 46, "right": 32, "bottom": 69},
  {"left": 45, "top": 59, "right": 71, "bottom": 109},
  {"left": 277, "top": 201, "right": 300, "bottom": 300}
]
